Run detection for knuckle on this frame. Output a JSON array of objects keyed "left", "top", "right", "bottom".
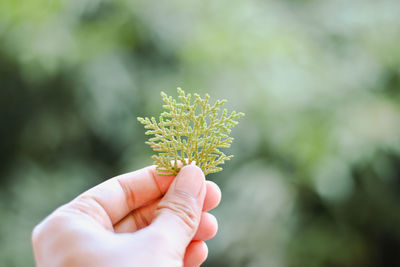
[
  {"left": 71, "top": 196, "right": 110, "bottom": 227},
  {"left": 31, "top": 213, "right": 61, "bottom": 245},
  {"left": 157, "top": 197, "right": 198, "bottom": 232},
  {"left": 132, "top": 210, "right": 150, "bottom": 230},
  {"left": 31, "top": 212, "right": 70, "bottom": 258},
  {"left": 116, "top": 177, "right": 136, "bottom": 211}
]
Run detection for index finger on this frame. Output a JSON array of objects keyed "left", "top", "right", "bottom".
[{"left": 75, "top": 165, "right": 175, "bottom": 225}]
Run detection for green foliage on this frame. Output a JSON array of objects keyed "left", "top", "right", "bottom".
[
  {"left": 2, "top": 0, "right": 400, "bottom": 266},
  {"left": 138, "top": 88, "right": 244, "bottom": 176}
]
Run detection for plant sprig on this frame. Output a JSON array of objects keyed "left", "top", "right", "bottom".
[{"left": 138, "top": 88, "right": 244, "bottom": 176}]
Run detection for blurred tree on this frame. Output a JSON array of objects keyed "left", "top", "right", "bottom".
[{"left": 0, "top": 0, "right": 400, "bottom": 266}]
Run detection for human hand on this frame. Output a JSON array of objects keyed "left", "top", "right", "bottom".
[{"left": 32, "top": 165, "right": 221, "bottom": 267}]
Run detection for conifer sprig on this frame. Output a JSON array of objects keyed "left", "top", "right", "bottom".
[{"left": 138, "top": 88, "right": 244, "bottom": 176}]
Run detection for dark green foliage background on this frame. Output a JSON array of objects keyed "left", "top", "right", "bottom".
[{"left": 1, "top": 0, "right": 400, "bottom": 266}]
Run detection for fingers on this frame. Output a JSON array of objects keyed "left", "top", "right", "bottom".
[
  {"left": 114, "top": 180, "right": 221, "bottom": 232},
  {"left": 150, "top": 165, "right": 206, "bottom": 257},
  {"left": 116, "top": 207, "right": 218, "bottom": 242},
  {"left": 203, "top": 181, "right": 221, "bottom": 212},
  {"left": 72, "top": 165, "right": 175, "bottom": 225},
  {"left": 114, "top": 199, "right": 159, "bottom": 233},
  {"left": 193, "top": 212, "right": 218, "bottom": 241},
  {"left": 183, "top": 241, "right": 208, "bottom": 267},
  {"left": 67, "top": 161, "right": 222, "bottom": 228}
]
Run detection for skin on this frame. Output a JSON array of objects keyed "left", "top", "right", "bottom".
[{"left": 32, "top": 165, "right": 221, "bottom": 267}]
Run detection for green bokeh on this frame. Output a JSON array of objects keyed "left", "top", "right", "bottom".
[{"left": 1, "top": 0, "right": 400, "bottom": 266}]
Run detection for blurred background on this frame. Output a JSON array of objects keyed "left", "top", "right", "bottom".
[{"left": 1, "top": 0, "right": 400, "bottom": 266}]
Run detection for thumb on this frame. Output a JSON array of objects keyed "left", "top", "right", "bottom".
[{"left": 150, "top": 165, "right": 206, "bottom": 257}]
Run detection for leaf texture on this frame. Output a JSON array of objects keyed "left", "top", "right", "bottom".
[{"left": 138, "top": 88, "right": 244, "bottom": 176}]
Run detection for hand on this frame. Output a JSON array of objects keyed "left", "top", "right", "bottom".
[{"left": 32, "top": 165, "right": 221, "bottom": 267}]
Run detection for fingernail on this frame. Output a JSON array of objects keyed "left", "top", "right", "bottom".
[{"left": 175, "top": 165, "right": 204, "bottom": 197}]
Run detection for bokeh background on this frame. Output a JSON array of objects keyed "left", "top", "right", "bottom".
[{"left": 1, "top": 0, "right": 400, "bottom": 266}]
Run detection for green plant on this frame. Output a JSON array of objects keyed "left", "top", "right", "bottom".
[{"left": 138, "top": 88, "right": 244, "bottom": 176}]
